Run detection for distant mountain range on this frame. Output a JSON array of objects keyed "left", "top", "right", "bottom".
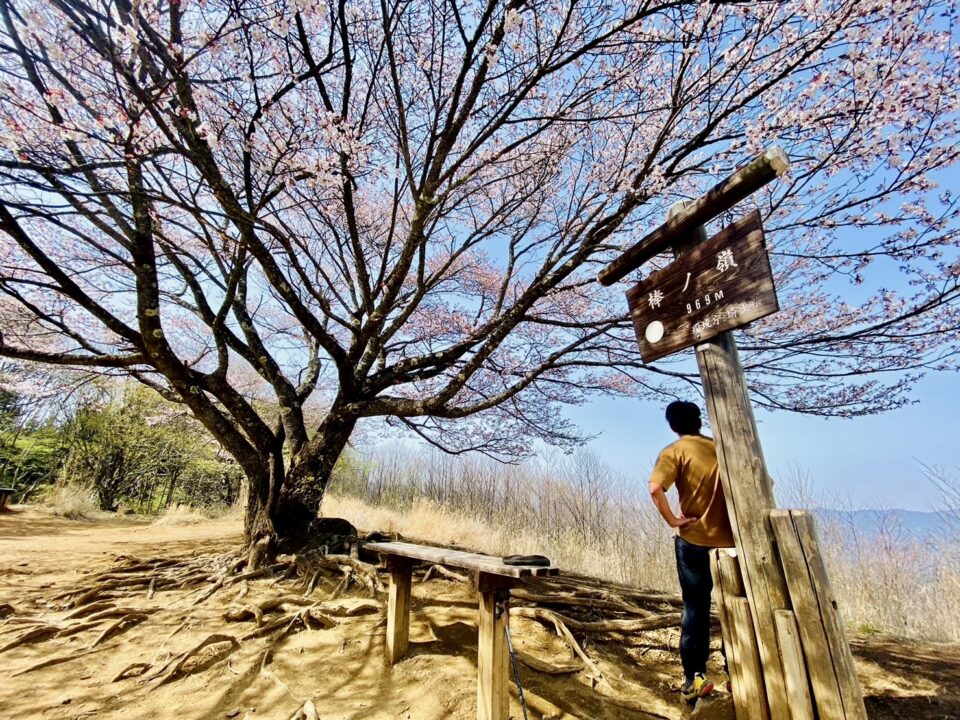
[{"left": 811, "top": 508, "right": 956, "bottom": 542}]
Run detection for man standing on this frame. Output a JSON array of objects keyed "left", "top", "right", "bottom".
[{"left": 648, "top": 400, "right": 735, "bottom": 704}]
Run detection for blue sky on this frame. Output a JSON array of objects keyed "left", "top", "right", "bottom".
[
  {"left": 563, "top": 156, "right": 960, "bottom": 514},
  {"left": 564, "top": 368, "right": 959, "bottom": 512}
]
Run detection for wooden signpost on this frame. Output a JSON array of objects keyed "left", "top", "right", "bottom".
[
  {"left": 626, "top": 210, "right": 778, "bottom": 363},
  {"left": 600, "top": 147, "right": 867, "bottom": 720}
]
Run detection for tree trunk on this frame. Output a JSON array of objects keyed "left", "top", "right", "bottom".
[{"left": 242, "top": 409, "right": 358, "bottom": 567}]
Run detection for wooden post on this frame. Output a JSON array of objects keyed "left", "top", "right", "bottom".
[
  {"left": 729, "top": 597, "right": 771, "bottom": 718},
  {"left": 668, "top": 204, "right": 792, "bottom": 720},
  {"left": 791, "top": 512, "right": 866, "bottom": 719},
  {"left": 695, "top": 332, "right": 792, "bottom": 719},
  {"left": 477, "top": 573, "right": 513, "bottom": 720},
  {"left": 386, "top": 557, "right": 414, "bottom": 665},
  {"left": 712, "top": 550, "right": 770, "bottom": 720},
  {"left": 774, "top": 610, "right": 815, "bottom": 720}
]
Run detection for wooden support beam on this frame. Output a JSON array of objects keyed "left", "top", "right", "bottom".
[
  {"left": 710, "top": 553, "right": 740, "bottom": 707},
  {"left": 774, "top": 609, "right": 815, "bottom": 720},
  {"left": 712, "top": 551, "right": 769, "bottom": 720},
  {"left": 717, "top": 552, "right": 746, "bottom": 598},
  {"left": 385, "top": 557, "right": 414, "bottom": 665},
  {"left": 791, "top": 512, "right": 866, "bottom": 720},
  {"left": 478, "top": 584, "right": 511, "bottom": 720},
  {"left": 729, "top": 597, "right": 771, "bottom": 720},
  {"left": 597, "top": 147, "right": 788, "bottom": 286},
  {"left": 771, "top": 511, "right": 867, "bottom": 720}
]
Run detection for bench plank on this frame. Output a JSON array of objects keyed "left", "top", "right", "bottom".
[{"left": 366, "top": 542, "right": 558, "bottom": 579}]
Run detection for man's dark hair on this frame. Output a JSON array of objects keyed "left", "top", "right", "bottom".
[{"left": 665, "top": 401, "right": 702, "bottom": 435}]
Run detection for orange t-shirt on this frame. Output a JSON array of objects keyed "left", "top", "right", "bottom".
[{"left": 650, "top": 434, "right": 734, "bottom": 548}]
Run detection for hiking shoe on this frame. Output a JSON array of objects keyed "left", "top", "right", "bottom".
[{"left": 681, "top": 673, "right": 714, "bottom": 703}]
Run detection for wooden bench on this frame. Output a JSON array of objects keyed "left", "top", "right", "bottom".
[
  {"left": 366, "top": 541, "right": 559, "bottom": 720},
  {"left": 0, "top": 487, "right": 14, "bottom": 511}
]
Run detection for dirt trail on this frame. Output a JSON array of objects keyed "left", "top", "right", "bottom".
[{"left": 0, "top": 507, "right": 956, "bottom": 720}]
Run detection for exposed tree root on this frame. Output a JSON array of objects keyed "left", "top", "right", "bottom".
[
  {"left": 318, "top": 600, "right": 379, "bottom": 617},
  {"left": 52, "top": 552, "right": 250, "bottom": 610},
  {"left": 0, "top": 623, "right": 62, "bottom": 653},
  {"left": 63, "top": 601, "right": 116, "bottom": 620},
  {"left": 319, "top": 554, "right": 385, "bottom": 595},
  {"left": 89, "top": 612, "right": 150, "bottom": 648},
  {"left": 422, "top": 564, "right": 469, "bottom": 583},
  {"left": 515, "top": 650, "right": 583, "bottom": 675},
  {"left": 288, "top": 700, "right": 320, "bottom": 720},
  {"left": 512, "top": 590, "right": 654, "bottom": 618},
  {"left": 112, "top": 662, "right": 152, "bottom": 682},
  {"left": 12, "top": 647, "right": 103, "bottom": 677},
  {"left": 595, "top": 677, "right": 680, "bottom": 720},
  {"left": 326, "top": 569, "right": 352, "bottom": 601},
  {"left": 1, "top": 547, "right": 380, "bottom": 702},
  {"left": 533, "top": 607, "right": 604, "bottom": 680},
  {"left": 191, "top": 561, "right": 288, "bottom": 605},
  {"left": 512, "top": 606, "right": 681, "bottom": 635},
  {"left": 223, "top": 595, "right": 314, "bottom": 625},
  {"left": 154, "top": 634, "right": 240, "bottom": 686}
]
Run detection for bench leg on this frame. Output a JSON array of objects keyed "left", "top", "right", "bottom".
[
  {"left": 477, "top": 589, "right": 510, "bottom": 720},
  {"left": 386, "top": 558, "right": 413, "bottom": 664}
]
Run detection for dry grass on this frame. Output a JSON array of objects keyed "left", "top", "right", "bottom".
[
  {"left": 152, "top": 503, "right": 213, "bottom": 526},
  {"left": 326, "top": 493, "right": 678, "bottom": 592},
  {"left": 328, "top": 449, "right": 960, "bottom": 643},
  {"left": 36, "top": 482, "right": 98, "bottom": 520}
]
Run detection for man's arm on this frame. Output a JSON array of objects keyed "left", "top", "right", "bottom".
[{"left": 649, "top": 482, "right": 698, "bottom": 529}]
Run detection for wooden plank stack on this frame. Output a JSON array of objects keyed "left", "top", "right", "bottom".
[{"left": 710, "top": 513, "right": 866, "bottom": 720}]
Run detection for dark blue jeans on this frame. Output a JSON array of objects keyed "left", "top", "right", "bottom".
[{"left": 675, "top": 536, "right": 713, "bottom": 682}]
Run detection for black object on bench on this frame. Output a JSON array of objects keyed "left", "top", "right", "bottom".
[{"left": 502, "top": 554, "right": 551, "bottom": 567}]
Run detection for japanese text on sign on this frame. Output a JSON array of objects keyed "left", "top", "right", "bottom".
[{"left": 624, "top": 211, "right": 779, "bottom": 363}]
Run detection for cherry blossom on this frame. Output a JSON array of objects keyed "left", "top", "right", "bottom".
[{"left": 0, "top": 0, "right": 957, "bottom": 551}]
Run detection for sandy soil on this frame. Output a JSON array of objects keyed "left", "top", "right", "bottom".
[{"left": 0, "top": 506, "right": 957, "bottom": 720}]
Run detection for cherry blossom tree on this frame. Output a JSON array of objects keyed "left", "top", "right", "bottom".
[{"left": 0, "top": 0, "right": 957, "bottom": 557}]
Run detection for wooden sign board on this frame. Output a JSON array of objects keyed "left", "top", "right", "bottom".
[{"left": 626, "top": 210, "right": 778, "bottom": 363}]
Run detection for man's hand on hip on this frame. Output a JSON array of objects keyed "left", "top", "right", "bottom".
[{"left": 671, "top": 514, "right": 699, "bottom": 529}]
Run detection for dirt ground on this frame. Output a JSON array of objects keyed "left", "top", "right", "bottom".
[{"left": 0, "top": 506, "right": 957, "bottom": 720}]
